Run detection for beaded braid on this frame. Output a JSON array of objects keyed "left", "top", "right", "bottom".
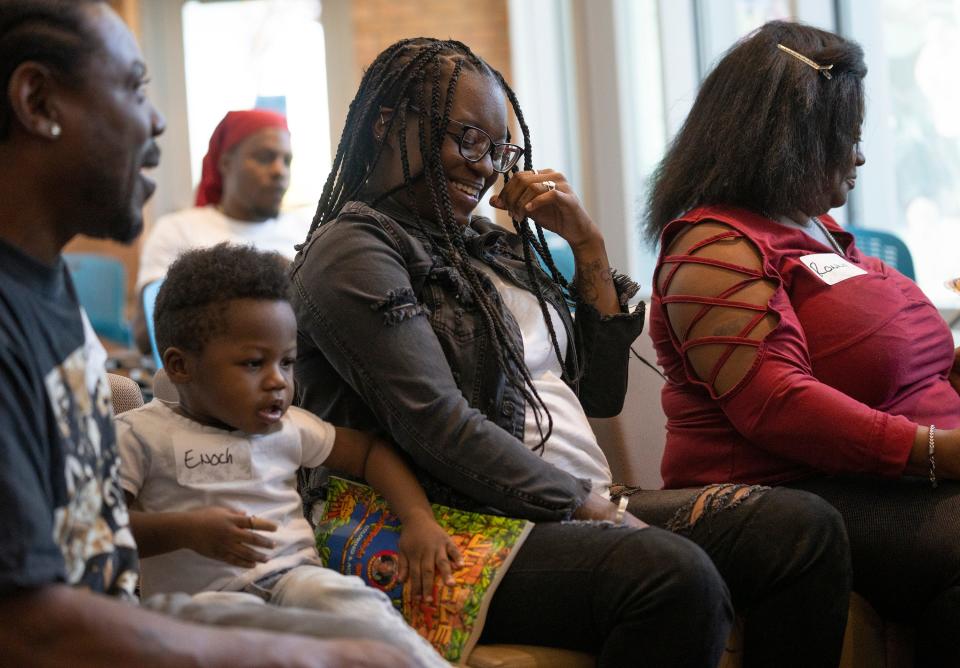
[
  {"left": 390, "top": 49, "right": 553, "bottom": 444},
  {"left": 494, "top": 74, "right": 571, "bottom": 289},
  {"left": 306, "top": 38, "right": 587, "bottom": 451},
  {"left": 402, "top": 51, "right": 552, "bottom": 445},
  {"left": 428, "top": 55, "right": 553, "bottom": 446},
  {"left": 307, "top": 39, "right": 447, "bottom": 236},
  {"left": 490, "top": 71, "right": 580, "bottom": 384}
]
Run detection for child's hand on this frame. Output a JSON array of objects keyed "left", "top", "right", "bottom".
[
  {"left": 397, "top": 512, "right": 462, "bottom": 603},
  {"left": 184, "top": 507, "right": 278, "bottom": 568}
]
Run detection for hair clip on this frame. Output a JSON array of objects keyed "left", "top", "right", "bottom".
[{"left": 777, "top": 43, "right": 833, "bottom": 80}]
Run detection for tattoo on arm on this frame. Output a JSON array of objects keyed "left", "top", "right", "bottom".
[{"left": 575, "top": 259, "right": 612, "bottom": 304}]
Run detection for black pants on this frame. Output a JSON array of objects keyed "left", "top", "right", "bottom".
[
  {"left": 631, "top": 486, "right": 851, "bottom": 668},
  {"left": 629, "top": 486, "right": 851, "bottom": 668},
  {"left": 481, "top": 521, "right": 732, "bottom": 667},
  {"left": 481, "top": 486, "right": 849, "bottom": 667},
  {"left": 787, "top": 476, "right": 960, "bottom": 668}
]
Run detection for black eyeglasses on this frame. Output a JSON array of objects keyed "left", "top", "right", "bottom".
[
  {"left": 445, "top": 118, "right": 524, "bottom": 173},
  {"left": 405, "top": 107, "right": 524, "bottom": 173}
]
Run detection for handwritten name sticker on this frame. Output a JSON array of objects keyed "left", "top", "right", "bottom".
[
  {"left": 799, "top": 253, "right": 867, "bottom": 285},
  {"left": 173, "top": 436, "right": 253, "bottom": 485}
]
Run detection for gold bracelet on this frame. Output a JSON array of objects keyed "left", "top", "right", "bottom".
[{"left": 929, "top": 425, "right": 938, "bottom": 489}]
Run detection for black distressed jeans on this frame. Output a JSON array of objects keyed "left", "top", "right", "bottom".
[
  {"left": 787, "top": 476, "right": 960, "bottom": 668},
  {"left": 627, "top": 486, "right": 852, "bottom": 668},
  {"left": 480, "top": 521, "right": 733, "bottom": 667}
]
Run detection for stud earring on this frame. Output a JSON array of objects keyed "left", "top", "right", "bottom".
[{"left": 49, "top": 122, "right": 62, "bottom": 138}]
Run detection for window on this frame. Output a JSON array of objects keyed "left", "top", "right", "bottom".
[
  {"left": 695, "top": 0, "right": 836, "bottom": 72},
  {"left": 181, "top": 0, "right": 330, "bottom": 209},
  {"left": 613, "top": 0, "right": 840, "bottom": 290},
  {"left": 618, "top": 0, "right": 685, "bottom": 289},
  {"left": 844, "top": 0, "right": 960, "bottom": 306},
  {"left": 520, "top": 1, "right": 959, "bottom": 309}
]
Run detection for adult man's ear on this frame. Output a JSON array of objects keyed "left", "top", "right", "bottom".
[
  {"left": 217, "top": 148, "right": 236, "bottom": 178},
  {"left": 7, "top": 61, "right": 63, "bottom": 140}
]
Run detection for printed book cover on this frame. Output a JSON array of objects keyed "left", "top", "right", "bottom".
[{"left": 313, "top": 476, "right": 533, "bottom": 664}]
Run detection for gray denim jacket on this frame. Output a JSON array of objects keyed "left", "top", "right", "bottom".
[{"left": 290, "top": 200, "right": 645, "bottom": 521}]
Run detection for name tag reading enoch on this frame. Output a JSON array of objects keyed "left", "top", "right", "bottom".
[
  {"left": 174, "top": 436, "right": 253, "bottom": 485},
  {"left": 799, "top": 253, "right": 867, "bottom": 286}
]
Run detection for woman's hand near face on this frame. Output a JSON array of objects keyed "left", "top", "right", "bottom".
[
  {"left": 489, "top": 169, "right": 597, "bottom": 249},
  {"left": 490, "top": 169, "right": 620, "bottom": 315}
]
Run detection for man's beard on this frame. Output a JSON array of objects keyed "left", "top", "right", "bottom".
[{"left": 88, "top": 209, "right": 143, "bottom": 244}]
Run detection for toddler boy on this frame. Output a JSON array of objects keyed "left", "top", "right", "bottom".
[{"left": 117, "top": 243, "right": 457, "bottom": 667}]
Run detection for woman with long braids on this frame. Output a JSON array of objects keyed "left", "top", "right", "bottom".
[
  {"left": 646, "top": 21, "right": 960, "bottom": 666},
  {"left": 291, "top": 37, "right": 849, "bottom": 666}
]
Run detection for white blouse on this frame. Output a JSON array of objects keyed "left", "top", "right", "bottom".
[{"left": 473, "top": 262, "right": 613, "bottom": 498}]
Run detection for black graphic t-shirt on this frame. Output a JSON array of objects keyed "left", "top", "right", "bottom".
[{"left": 0, "top": 241, "right": 137, "bottom": 599}]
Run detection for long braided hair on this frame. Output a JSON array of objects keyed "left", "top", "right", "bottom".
[{"left": 305, "top": 38, "right": 579, "bottom": 452}]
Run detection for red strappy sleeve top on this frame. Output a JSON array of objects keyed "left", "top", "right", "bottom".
[{"left": 651, "top": 205, "right": 960, "bottom": 487}]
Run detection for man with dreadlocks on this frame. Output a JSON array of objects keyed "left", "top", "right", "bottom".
[{"left": 292, "top": 37, "right": 848, "bottom": 665}]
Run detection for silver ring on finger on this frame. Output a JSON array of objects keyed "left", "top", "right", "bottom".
[{"left": 543, "top": 180, "right": 556, "bottom": 192}]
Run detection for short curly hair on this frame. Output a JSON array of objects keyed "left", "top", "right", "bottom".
[{"left": 154, "top": 243, "right": 291, "bottom": 354}]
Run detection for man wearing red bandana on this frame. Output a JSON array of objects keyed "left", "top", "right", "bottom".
[{"left": 134, "top": 109, "right": 309, "bottom": 352}]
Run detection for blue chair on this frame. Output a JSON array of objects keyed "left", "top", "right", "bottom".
[
  {"left": 537, "top": 229, "right": 575, "bottom": 283},
  {"left": 64, "top": 253, "right": 132, "bottom": 345},
  {"left": 142, "top": 278, "right": 164, "bottom": 369},
  {"left": 847, "top": 226, "right": 916, "bottom": 281}
]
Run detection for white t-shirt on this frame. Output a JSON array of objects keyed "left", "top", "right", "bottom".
[
  {"left": 473, "top": 263, "right": 613, "bottom": 498},
  {"left": 136, "top": 206, "right": 311, "bottom": 291},
  {"left": 116, "top": 400, "right": 336, "bottom": 597}
]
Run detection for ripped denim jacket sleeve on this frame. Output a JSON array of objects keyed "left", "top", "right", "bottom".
[
  {"left": 571, "top": 273, "right": 646, "bottom": 419},
  {"left": 290, "top": 212, "right": 591, "bottom": 521}
]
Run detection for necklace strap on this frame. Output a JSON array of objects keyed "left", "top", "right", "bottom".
[{"left": 811, "top": 217, "right": 845, "bottom": 256}]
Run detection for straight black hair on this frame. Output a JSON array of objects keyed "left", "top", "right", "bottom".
[{"left": 645, "top": 21, "right": 866, "bottom": 244}]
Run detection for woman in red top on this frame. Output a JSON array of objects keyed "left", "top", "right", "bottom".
[{"left": 646, "top": 20, "right": 960, "bottom": 666}]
